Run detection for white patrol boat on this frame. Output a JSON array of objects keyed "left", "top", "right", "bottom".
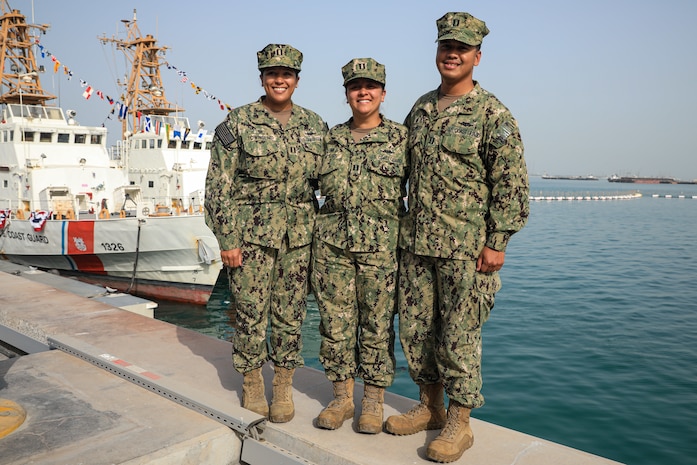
[{"left": 0, "top": 1, "right": 221, "bottom": 305}]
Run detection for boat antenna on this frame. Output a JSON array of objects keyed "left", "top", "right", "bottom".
[
  {"left": 0, "top": 0, "right": 56, "bottom": 105},
  {"left": 98, "top": 8, "right": 182, "bottom": 137}
]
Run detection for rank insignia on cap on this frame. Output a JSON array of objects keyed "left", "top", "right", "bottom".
[
  {"left": 436, "top": 12, "right": 490, "bottom": 46},
  {"left": 257, "top": 44, "right": 303, "bottom": 71}
]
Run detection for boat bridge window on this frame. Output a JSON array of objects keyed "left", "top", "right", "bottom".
[
  {"left": 148, "top": 180, "right": 154, "bottom": 188},
  {"left": 168, "top": 140, "right": 177, "bottom": 149},
  {"left": 149, "top": 139, "right": 155, "bottom": 149},
  {"left": 91, "top": 134, "right": 102, "bottom": 144},
  {"left": 22, "top": 131, "right": 35, "bottom": 142},
  {"left": 7, "top": 104, "right": 64, "bottom": 120},
  {"left": 57, "top": 133, "right": 69, "bottom": 143},
  {"left": 75, "top": 134, "right": 87, "bottom": 144},
  {"left": 181, "top": 141, "right": 190, "bottom": 149},
  {"left": 40, "top": 132, "right": 52, "bottom": 143},
  {"left": 45, "top": 108, "right": 63, "bottom": 120},
  {"left": 193, "top": 141, "right": 202, "bottom": 149}
]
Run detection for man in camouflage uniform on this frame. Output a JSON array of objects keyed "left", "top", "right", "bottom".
[
  {"left": 384, "top": 13, "right": 529, "bottom": 462},
  {"left": 311, "top": 58, "right": 408, "bottom": 434},
  {"left": 205, "top": 44, "right": 327, "bottom": 424}
]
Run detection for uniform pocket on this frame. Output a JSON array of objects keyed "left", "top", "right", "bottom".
[
  {"left": 475, "top": 271, "right": 501, "bottom": 323},
  {"left": 240, "top": 133, "right": 280, "bottom": 179},
  {"left": 441, "top": 133, "right": 479, "bottom": 160},
  {"left": 366, "top": 155, "right": 406, "bottom": 200}
]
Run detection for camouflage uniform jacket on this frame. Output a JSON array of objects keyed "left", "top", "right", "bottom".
[
  {"left": 399, "top": 82, "right": 529, "bottom": 260},
  {"left": 316, "top": 117, "right": 408, "bottom": 253},
  {"left": 205, "top": 98, "right": 327, "bottom": 250}
]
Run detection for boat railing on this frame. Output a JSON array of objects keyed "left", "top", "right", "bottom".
[
  {"left": 1, "top": 201, "right": 204, "bottom": 223},
  {"left": 143, "top": 197, "right": 205, "bottom": 217}
]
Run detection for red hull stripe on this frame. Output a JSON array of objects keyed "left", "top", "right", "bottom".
[
  {"left": 63, "top": 221, "right": 105, "bottom": 272},
  {"left": 69, "top": 254, "right": 106, "bottom": 273}
]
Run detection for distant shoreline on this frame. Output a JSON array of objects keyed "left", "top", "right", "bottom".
[
  {"left": 541, "top": 175, "right": 598, "bottom": 181},
  {"left": 537, "top": 174, "right": 696, "bottom": 184}
]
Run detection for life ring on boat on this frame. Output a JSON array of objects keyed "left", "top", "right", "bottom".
[
  {"left": 98, "top": 208, "right": 110, "bottom": 219},
  {"left": 15, "top": 209, "right": 24, "bottom": 219}
]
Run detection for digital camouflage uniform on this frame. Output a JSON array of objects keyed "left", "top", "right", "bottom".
[
  {"left": 398, "top": 82, "right": 529, "bottom": 408},
  {"left": 311, "top": 116, "right": 407, "bottom": 387},
  {"left": 205, "top": 98, "right": 327, "bottom": 374}
]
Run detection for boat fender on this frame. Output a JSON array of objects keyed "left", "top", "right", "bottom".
[
  {"left": 198, "top": 238, "right": 216, "bottom": 265},
  {"left": 99, "top": 208, "right": 109, "bottom": 219},
  {"left": 15, "top": 209, "right": 25, "bottom": 220},
  {"left": 119, "top": 210, "right": 126, "bottom": 218},
  {"left": 66, "top": 209, "right": 75, "bottom": 220}
]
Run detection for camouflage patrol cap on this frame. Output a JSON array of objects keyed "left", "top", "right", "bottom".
[
  {"left": 436, "top": 12, "right": 489, "bottom": 46},
  {"left": 341, "top": 58, "right": 386, "bottom": 86},
  {"left": 257, "top": 44, "right": 303, "bottom": 71}
]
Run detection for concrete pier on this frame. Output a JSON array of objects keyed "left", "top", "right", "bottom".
[{"left": 0, "top": 266, "right": 625, "bottom": 465}]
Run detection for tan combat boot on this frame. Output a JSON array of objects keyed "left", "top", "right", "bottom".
[
  {"left": 270, "top": 366, "right": 295, "bottom": 423},
  {"left": 426, "top": 400, "right": 474, "bottom": 463},
  {"left": 384, "top": 383, "right": 446, "bottom": 435},
  {"left": 316, "top": 378, "right": 355, "bottom": 430},
  {"left": 242, "top": 367, "right": 268, "bottom": 418},
  {"left": 358, "top": 384, "right": 385, "bottom": 434}
]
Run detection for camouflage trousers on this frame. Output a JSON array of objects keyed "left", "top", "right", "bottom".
[
  {"left": 397, "top": 250, "right": 500, "bottom": 408},
  {"left": 227, "top": 236, "right": 310, "bottom": 373},
  {"left": 311, "top": 239, "right": 398, "bottom": 387}
]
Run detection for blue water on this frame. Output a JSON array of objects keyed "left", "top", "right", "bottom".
[{"left": 156, "top": 178, "right": 697, "bottom": 465}]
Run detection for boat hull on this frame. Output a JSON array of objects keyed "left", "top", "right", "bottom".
[{"left": 0, "top": 214, "right": 222, "bottom": 305}]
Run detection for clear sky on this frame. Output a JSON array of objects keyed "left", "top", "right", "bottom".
[{"left": 20, "top": 0, "right": 697, "bottom": 180}]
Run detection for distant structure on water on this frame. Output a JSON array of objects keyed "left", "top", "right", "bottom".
[
  {"left": 608, "top": 175, "right": 696, "bottom": 185},
  {"left": 541, "top": 174, "right": 598, "bottom": 181}
]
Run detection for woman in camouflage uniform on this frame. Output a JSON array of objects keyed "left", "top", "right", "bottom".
[
  {"left": 311, "top": 58, "right": 408, "bottom": 434},
  {"left": 205, "top": 44, "right": 327, "bottom": 423}
]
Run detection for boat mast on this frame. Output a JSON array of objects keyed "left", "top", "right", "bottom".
[
  {"left": 0, "top": 0, "right": 55, "bottom": 105},
  {"left": 98, "top": 9, "right": 182, "bottom": 136}
]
